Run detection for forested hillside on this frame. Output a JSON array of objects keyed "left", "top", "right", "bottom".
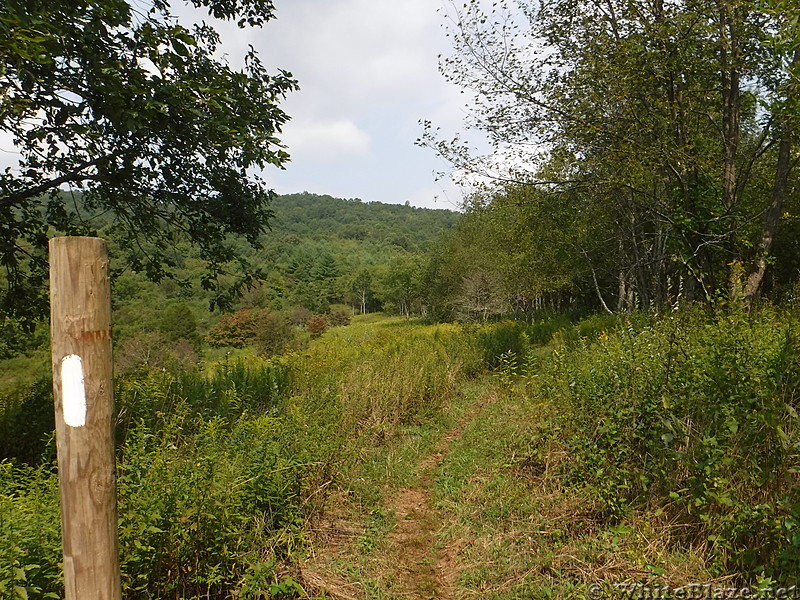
[{"left": 0, "top": 192, "right": 458, "bottom": 376}]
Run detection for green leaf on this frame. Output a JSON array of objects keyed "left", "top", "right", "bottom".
[{"left": 172, "top": 40, "right": 189, "bottom": 57}]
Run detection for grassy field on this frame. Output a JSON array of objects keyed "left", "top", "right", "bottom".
[
  {"left": 3, "top": 310, "right": 800, "bottom": 598},
  {"left": 0, "top": 315, "right": 483, "bottom": 599},
  {"left": 301, "top": 310, "right": 800, "bottom": 598}
]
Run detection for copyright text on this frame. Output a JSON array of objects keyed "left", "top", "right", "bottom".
[{"left": 587, "top": 583, "right": 800, "bottom": 599}]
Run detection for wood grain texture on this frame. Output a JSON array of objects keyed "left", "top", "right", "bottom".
[{"left": 49, "top": 236, "right": 122, "bottom": 600}]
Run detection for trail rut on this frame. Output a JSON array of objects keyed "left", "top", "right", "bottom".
[{"left": 303, "top": 392, "right": 495, "bottom": 600}]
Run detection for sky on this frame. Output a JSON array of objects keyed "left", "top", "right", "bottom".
[
  {"left": 182, "top": 0, "right": 474, "bottom": 210},
  {"left": 0, "top": 1, "right": 476, "bottom": 210}
]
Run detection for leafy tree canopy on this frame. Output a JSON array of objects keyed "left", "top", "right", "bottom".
[
  {"left": 424, "top": 0, "right": 800, "bottom": 309},
  {"left": 0, "top": 0, "right": 298, "bottom": 324}
]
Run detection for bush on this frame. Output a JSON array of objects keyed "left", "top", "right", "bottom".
[
  {"left": 526, "top": 313, "right": 573, "bottom": 345},
  {"left": 327, "top": 306, "right": 352, "bottom": 327},
  {"left": 116, "top": 406, "right": 331, "bottom": 599},
  {"left": 305, "top": 314, "right": 328, "bottom": 337},
  {"left": 116, "top": 331, "right": 200, "bottom": 374},
  {"left": 252, "top": 311, "right": 295, "bottom": 356},
  {"left": 158, "top": 301, "right": 201, "bottom": 349},
  {"left": 288, "top": 306, "right": 312, "bottom": 326},
  {"left": 477, "top": 320, "right": 529, "bottom": 369},
  {"left": 0, "top": 461, "right": 62, "bottom": 598},
  {"left": 528, "top": 308, "right": 800, "bottom": 582},
  {"left": 206, "top": 309, "right": 296, "bottom": 356},
  {"left": 286, "top": 319, "right": 482, "bottom": 432},
  {"left": 0, "top": 377, "right": 55, "bottom": 464},
  {"left": 0, "top": 354, "right": 329, "bottom": 600},
  {"left": 205, "top": 308, "right": 261, "bottom": 348},
  {"left": 115, "top": 358, "right": 291, "bottom": 441}
]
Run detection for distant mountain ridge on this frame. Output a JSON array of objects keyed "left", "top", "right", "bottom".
[{"left": 270, "top": 192, "right": 459, "bottom": 251}]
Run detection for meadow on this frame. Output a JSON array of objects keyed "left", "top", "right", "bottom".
[
  {"left": 2, "top": 309, "right": 800, "bottom": 598},
  {"left": 0, "top": 316, "right": 481, "bottom": 599}
]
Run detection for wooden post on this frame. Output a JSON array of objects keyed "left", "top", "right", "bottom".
[{"left": 49, "top": 236, "right": 122, "bottom": 600}]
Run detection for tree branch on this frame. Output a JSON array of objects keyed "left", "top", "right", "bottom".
[{"left": 0, "top": 153, "right": 120, "bottom": 209}]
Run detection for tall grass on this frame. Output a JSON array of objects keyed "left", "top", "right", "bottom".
[
  {"left": 0, "top": 316, "right": 482, "bottom": 599},
  {"left": 524, "top": 307, "right": 800, "bottom": 583},
  {"left": 284, "top": 319, "right": 481, "bottom": 435}
]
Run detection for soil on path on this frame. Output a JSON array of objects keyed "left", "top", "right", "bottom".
[{"left": 302, "top": 392, "right": 495, "bottom": 600}]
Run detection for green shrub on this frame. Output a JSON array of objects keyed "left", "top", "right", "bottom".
[
  {"left": 254, "top": 312, "right": 294, "bottom": 356},
  {"left": 115, "top": 358, "right": 290, "bottom": 443},
  {"left": 327, "top": 306, "right": 352, "bottom": 327},
  {"left": 0, "top": 461, "right": 62, "bottom": 598},
  {"left": 116, "top": 405, "right": 330, "bottom": 599},
  {"left": 284, "top": 318, "right": 482, "bottom": 433},
  {"left": 115, "top": 331, "right": 200, "bottom": 374},
  {"left": 477, "top": 320, "right": 529, "bottom": 369},
  {"left": 526, "top": 313, "right": 573, "bottom": 345},
  {"left": 205, "top": 308, "right": 261, "bottom": 348},
  {"left": 0, "top": 357, "right": 334, "bottom": 600},
  {"left": 158, "top": 301, "right": 201, "bottom": 350},
  {"left": 528, "top": 308, "right": 800, "bottom": 582},
  {"left": 0, "top": 377, "right": 55, "bottom": 464}
]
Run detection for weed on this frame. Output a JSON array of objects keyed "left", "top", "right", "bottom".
[
  {"left": 0, "top": 315, "right": 484, "bottom": 599},
  {"left": 529, "top": 308, "right": 800, "bottom": 583}
]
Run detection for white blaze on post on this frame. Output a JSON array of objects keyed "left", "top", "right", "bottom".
[
  {"left": 50, "top": 236, "right": 122, "bottom": 600},
  {"left": 61, "top": 354, "right": 87, "bottom": 427}
]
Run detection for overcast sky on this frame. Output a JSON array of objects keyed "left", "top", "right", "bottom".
[
  {"left": 0, "top": 1, "right": 474, "bottom": 210},
  {"left": 185, "top": 0, "right": 473, "bottom": 210}
]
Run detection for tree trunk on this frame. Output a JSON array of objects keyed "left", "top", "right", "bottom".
[
  {"left": 743, "top": 138, "right": 793, "bottom": 303},
  {"left": 743, "top": 50, "right": 799, "bottom": 305},
  {"left": 717, "top": 0, "right": 745, "bottom": 300},
  {"left": 590, "top": 263, "right": 613, "bottom": 314}
]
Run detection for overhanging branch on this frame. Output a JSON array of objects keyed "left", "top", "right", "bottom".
[{"left": 0, "top": 152, "right": 122, "bottom": 209}]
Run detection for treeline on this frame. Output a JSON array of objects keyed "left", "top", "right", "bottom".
[
  {"left": 418, "top": 0, "right": 800, "bottom": 315},
  {"left": 406, "top": 180, "right": 800, "bottom": 322}
]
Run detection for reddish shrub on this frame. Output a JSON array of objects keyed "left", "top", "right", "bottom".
[
  {"left": 306, "top": 314, "right": 328, "bottom": 337},
  {"left": 205, "top": 308, "right": 259, "bottom": 348}
]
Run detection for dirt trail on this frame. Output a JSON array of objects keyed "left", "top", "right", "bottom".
[{"left": 303, "top": 392, "right": 494, "bottom": 600}]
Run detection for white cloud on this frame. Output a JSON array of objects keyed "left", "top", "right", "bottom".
[
  {"left": 259, "top": 0, "right": 451, "bottom": 114},
  {"left": 404, "top": 180, "right": 465, "bottom": 211},
  {"left": 283, "top": 118, "right": 371, "bottom": 160},
  {"left": 172, "top": 0, "right": 471, "bottom": 206}
]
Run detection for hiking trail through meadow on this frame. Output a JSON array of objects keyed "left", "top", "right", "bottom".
[{"left": 302, "top": 389, "right": 498, "bottom": 600}]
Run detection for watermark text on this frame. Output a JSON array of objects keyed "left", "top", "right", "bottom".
[{"left": 587, "top": 583, "right": 800, "bottom": 599}]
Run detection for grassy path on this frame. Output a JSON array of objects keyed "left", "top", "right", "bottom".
[
  {"left": 301, "top": 381, "right": 498, "bottom": 599},
  {"left": 301, "top": 368, "right": 717, "bottom": 599},
  {"left": 381, "top": 389, "right": 497, "bottom": 599}
]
